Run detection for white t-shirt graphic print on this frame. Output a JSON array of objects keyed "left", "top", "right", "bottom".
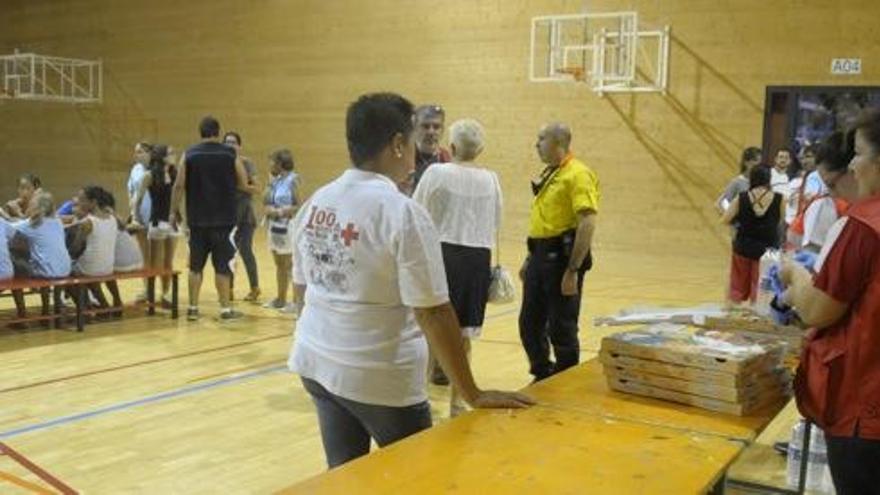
[{"left": 288, "top": 168, "right": 449, "bottom": 407}]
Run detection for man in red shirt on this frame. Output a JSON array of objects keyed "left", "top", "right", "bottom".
[
  {"left": 406, "top": 104, "right": 453, "bottom": 386},
  {"left": 781, "top": 111, "right": 880, "bottom": 495},
  {"left": 399, "top": 105, "right": 452, "bottom": 197}
]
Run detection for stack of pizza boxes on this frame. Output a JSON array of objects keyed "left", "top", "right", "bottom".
[{"left": 600, "top": 324, "right": 790, "bottom": 416}]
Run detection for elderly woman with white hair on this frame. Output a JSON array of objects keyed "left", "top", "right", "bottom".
[{"left": 413, "top": 118, "right": 503, "bottom": 417}]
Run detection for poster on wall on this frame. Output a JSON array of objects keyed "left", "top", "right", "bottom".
[
  {"left": 794, "top": 90, "right": 880, "bottom": 151},
  {"left": 764, "top": 86, "right": 880, "bottom": 162}
]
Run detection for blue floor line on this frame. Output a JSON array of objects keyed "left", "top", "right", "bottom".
[
  {"left": 0, "top": 364, "right": 287, "bottom": 440},
  {"left": 0, "top": 307, "right": 519, "bottom": 441}
]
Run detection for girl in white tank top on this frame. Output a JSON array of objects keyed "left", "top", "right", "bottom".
[{"left": 72, "top": 186, "right": 118, "bottom": 276}]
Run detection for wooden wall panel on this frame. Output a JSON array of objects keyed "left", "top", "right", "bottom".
[{"left": 2, "top": 0, "right": 879, "bottom": 275}]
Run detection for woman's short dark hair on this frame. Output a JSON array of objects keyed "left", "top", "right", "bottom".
[
  {"left": 749, "top": 164, "right": 771, "bottom": 189},
  {"left": 270, "top": 148, "right": 295, "bottom": 171},
  {"left": 199, "top": 116, "right": 221, "bottom": 139},
  {"left": 740, "top": 146, "right": 761, "bottom": 173},
  {"left": 852, "top": 107, "right": 880, "bottom": 155},
  {"left": 816, "top": 130, "right": 855, "bottom": 173},
  {"left": 19, "top": 173, "right": 41, "bottom": 189},
  {"left": 346, "top": 92, "right": 415, "bottom": 166},
  {"left": 223, "top": 131, "right": 242, "bottom": 146},
  {"left": 83, "top": 185, "right": 116, "bottom": 210}
]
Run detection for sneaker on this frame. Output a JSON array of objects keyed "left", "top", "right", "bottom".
[
  {"left": 450, "top": 402, "right": 468, "bottom": 418},
  {"left": 186, "top": 308, "right": 200, "bottom": 321},
  {"left": 219, "top": 309, "right": 244, "bottom": 321},
  {"left": 280, "top": 302, "right": 300, "bottom": 316},
  {"left": 160, "top": 295, "right": 173, "bottom": 309},
  {"left": 262, "top": 299, "right": 285, "bottom": 310},
  {"left": 430, "top": 366, "right": 450, "bottom": 386},
  {"left": 243, "top": 288, "right": 261, "bottom": 303}
]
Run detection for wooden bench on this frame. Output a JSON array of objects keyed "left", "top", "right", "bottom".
[{"left": 0, "top": 268, "right": 179, "bottom": 331}]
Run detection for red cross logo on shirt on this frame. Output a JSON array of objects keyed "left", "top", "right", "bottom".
[{"left": 340, "top": 223, "right": 360, "bottom": 247}]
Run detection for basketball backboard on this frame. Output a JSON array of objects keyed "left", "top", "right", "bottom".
[{"left": 529, "top": 11, "right": 670, "bottom": 96}]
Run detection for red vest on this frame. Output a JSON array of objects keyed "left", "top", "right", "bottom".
[{"left": 795, "top": 195, "right": 880, "bottom": 438}]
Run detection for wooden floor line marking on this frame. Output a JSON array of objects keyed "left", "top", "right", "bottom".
[
  {"left": 0, "top": 442, "right": 78, "bottom": 494},
  {"left": 186, "top": 359, "right": 287, "bottom": 383},
  {"left": 0, "top": 365, "right": 286, "bottom": 441},
  {"left": 0, "top": 333, "right": 291, "bottom": 394},
  {"left": 0, "top": 470, "right": 57, "bottom": 495},
  {"left": 1, "top": 307, "right": 518, "bottom": 395}
]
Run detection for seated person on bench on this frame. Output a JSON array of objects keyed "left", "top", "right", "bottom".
[
  {"left": 70, "top": 186, "right": 118, "bottom": 277},
  {"left": 115, "top": 220, "right": 144, "bottom": 273},
  {"left": 56, "top": 195, "right": 78, "bottom": 225},
  {"left": 2, "top": 174, "right": 43, "bottom": 221},
  {"left": 7, "top": 193, "right": 72, "bottom": 321},
  {"left": 67, "top": 186, "right": 119, "bottom": 312},
  {"left": 0, "top": 219, "right": 13, "bottom": 281}
]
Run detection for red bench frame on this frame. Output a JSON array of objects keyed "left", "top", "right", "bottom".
[{"left": 0, "top": 268, "right": 179, "bottom": 331}]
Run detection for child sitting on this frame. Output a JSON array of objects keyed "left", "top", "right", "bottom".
[
  {"left": 3, "top": 174, "right": 43, "bottom": 220},
  {"left": 0, "top": 219, "right": 13, "bottom": 281},
  {"left": 71, "top": 186, "right": 118, "bottom": 277}
]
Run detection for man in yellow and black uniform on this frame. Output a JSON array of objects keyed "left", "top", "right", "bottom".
[{"left": 519, "top": 123, "right": 600, "bottom": 381}]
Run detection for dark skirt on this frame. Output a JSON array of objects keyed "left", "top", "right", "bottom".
[{"left": 441, "top": 242, "right": 491, "bottom": 330}]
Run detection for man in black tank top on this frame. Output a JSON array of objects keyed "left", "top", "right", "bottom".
[{"left": 170, "top": 116, "right": 255, "bottom": 321}]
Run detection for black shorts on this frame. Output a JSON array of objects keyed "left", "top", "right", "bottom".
[
  {"left": 189, "top": 226, "right": 237, "bottom": 275},
  {"left": 441, "top": 243, "right": 491, "bottom": 329}
]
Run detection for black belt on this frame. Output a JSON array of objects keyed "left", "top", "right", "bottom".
[
  {"left": 527, "top": 230, "right": 593, "bottom": 272},
  {"left": 527, "top": 230, "right": 575, "bottom": 254}
]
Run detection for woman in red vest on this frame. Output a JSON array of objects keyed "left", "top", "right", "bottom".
[{"left": 781, "top": 108, "right": 880, "bottom": 495}]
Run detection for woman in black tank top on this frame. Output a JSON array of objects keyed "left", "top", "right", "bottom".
[
  {"left": 721, "top": 165, "right": 786, "bottom": 304},
  {"left": 131, "top": 145, "right": 179, "bottom": 306},
  {"left": 148, "top": 155, "right": 176, "bottom": 226}
]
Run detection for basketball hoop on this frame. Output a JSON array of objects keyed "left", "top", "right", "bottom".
[
  {"left": 556, "top": 67, "right": 587, "bottom": 82},
  {"left": 529, "top": 12, "right": 670, "bottom": 95}
]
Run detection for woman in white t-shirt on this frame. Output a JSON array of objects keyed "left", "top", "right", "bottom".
[
  {"left": 413, "top": 118, "right": 502, "bottom": 417},
  {"left": 289, "top": 93, "right": 532, "bottom": 469}
]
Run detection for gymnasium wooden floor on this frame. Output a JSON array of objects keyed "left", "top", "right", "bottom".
[{"left": 0, "top": 232, "right": 795, "bottom": 494}]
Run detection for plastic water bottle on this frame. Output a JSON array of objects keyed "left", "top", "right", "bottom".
[
  {"left": 787, "top": 419, "right": 833, "bottom": 493},
  {"left": 756, "top": 249, "right": 781, "bottom": 317}
]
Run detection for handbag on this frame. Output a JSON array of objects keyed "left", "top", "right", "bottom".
[
  {"left": 488, "top": 262, "right": 516, "bottom": 304},
  {"left": 488, "top": 172, "right": 515, "bottom": 304}
]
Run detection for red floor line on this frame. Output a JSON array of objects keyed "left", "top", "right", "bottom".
[
  {"left": 0, "top": 333, "right": 291, "bottom": 394},
  {"left": 0, "top": 442, "right": 78, "bottom": 495},
  {"left": 1, "top": 308, "right": 517, "bottom": 395}
]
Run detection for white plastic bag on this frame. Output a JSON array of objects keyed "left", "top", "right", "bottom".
[
  {"left": 488, "top": 265, "right": 516, "bottom": 304},
  {"left": 756, "top": 249, "right": 782, "bottom": 317}
]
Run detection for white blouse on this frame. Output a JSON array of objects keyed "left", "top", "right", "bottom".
[{"left": 412, "top": 162, "right": 502, "bottom": 249}]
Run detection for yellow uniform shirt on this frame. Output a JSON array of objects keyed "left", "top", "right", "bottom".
[{"left": 528, "top": 154, "right": 600, "bottom": 239}]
